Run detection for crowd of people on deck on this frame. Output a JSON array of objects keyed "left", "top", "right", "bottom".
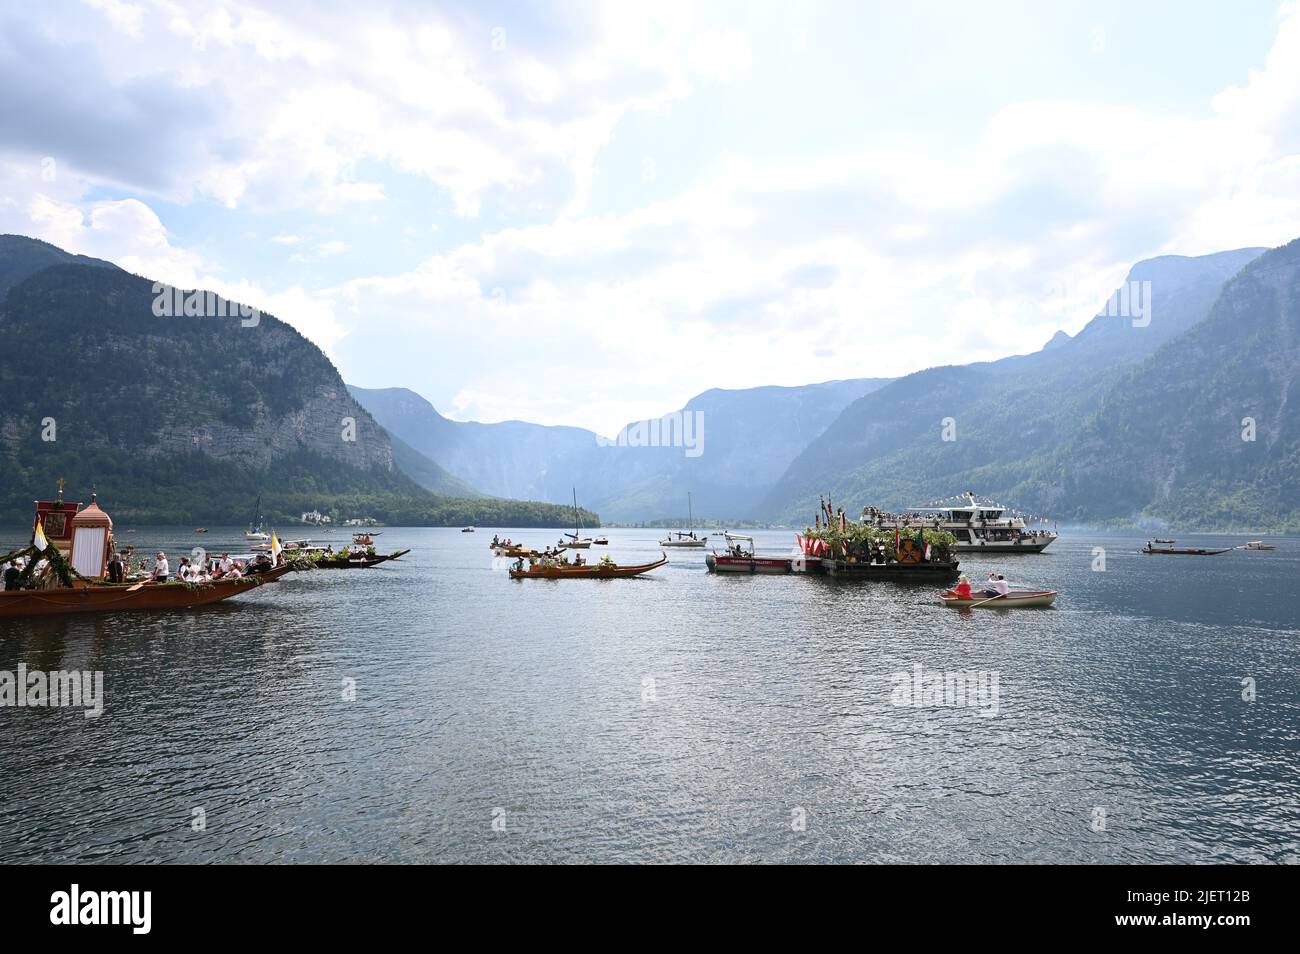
[{"left": 1, "top": 546, "right": 284, "bottom": 590}]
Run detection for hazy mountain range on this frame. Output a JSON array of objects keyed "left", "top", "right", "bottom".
[{"left": 3, "top": 233, "right": 1296, "bottom": 530}]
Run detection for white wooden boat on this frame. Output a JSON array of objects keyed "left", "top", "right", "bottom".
[{"left": 940, "top": 589, "right": 1058, "bottom": 608}]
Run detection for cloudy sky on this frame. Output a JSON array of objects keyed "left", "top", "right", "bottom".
[{"left": 3, "top": 0, "right": 1299, "bottom": 434}]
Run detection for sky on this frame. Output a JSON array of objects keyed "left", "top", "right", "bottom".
[{"left": 2, "top": 0, "right": 1299, "bottom": 435}]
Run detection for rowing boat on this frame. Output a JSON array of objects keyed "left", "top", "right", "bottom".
[
  {"left": 0, "top": 564, "right": 294, "bottom": 617},
  {"left": 940, "top": 589, "right": 1057, "bottom": 608},
  {"left": 311, "top": 549, "right": 410, "bottom": 569},
  {"left": 509, "top": 554, "right": 668, "bottom": 579},
  {"left": 1142, "top": 546, "right": 1231, "bottom": 555}
]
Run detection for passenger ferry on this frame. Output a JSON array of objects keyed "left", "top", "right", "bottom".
[{"left": 862, "top": 495, "right": 1058, "bottom": 554}]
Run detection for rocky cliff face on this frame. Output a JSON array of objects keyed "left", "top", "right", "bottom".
[{"left": 0, "top": 262, "right": 394, "bottom": 474}]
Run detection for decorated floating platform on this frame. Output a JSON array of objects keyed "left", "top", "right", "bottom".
[{"left": 795, "top": 495, "right": 962, "bottom": 583}]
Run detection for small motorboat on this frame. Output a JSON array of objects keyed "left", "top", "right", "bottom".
[
  {"left": 941, "top": 589, "right": 1058, "bottom": 608},
  {"left": 1245, "top": 540, "right": 1277, "bottom": 550},
  {"left": 461, "top": 526, "right": 475, "bottom": 533},
  {"left": 1154, "top": 538, "right": 1176, "bottom": 544},
  {"left": 593, "top": 536, "right": 609, "bottom": 545},
  {"left": 194, "top": 528, "right": 208, "bottom": 533}
]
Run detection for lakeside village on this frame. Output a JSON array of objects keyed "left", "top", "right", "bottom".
[{"left": 0, "top": 482, "right": 1279, "bottom": 619}]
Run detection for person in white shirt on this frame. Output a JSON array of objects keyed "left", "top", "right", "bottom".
[
  {"left": 993, "top": 574, "right": 1011, "bottom": 596},
  {"left": 219, "top": 553, "right": 234, "bottom": 575},
  {"left": 153, "top": 552, "right": 170, "bottom": 581}
]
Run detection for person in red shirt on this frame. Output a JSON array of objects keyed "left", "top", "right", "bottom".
[{"left": 954, "top": 575, "right": 973, "bottom": 599}]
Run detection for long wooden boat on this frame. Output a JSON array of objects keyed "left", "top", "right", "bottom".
[
  {"left": 312, "top": 549, "right": 410, "bottom": 569},
  {"left": 1142, "top": 545, "right": 1231, "bottom": 555},
  {"left": 940, "top": 588, "right": 1057, "bottom": 608},
  {"left": 0, "top": 564, "right": 294, "bottom": 618},
  {"left": 509, "top": 554, "right": 668, "bottom": 579},
  {"left": 820, "top": 557, "right": 960, "bottom": 582}
]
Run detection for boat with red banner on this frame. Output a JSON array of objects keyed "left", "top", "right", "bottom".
[
  {"left": 706, "top": 533, "right": 794, "bottom": 574},
  {"left": 0, "top": 484, "right": 294, "bottom": 617}
]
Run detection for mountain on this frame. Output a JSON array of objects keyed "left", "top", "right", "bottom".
[
  {"left": 758, "top": 246, "right": 1268, "bottom": 525},
  {"left": 0, "top": 234, "right": 118, "bottom": 298},
  {"left": 0, "top": 236, "right": 590, "bottom": 527},
  {"left": 1054, "top": 238, "right": 1300, "bottom": 529},
  {"left": 350, "top": 377, "right": 891, "bottom": 521}
]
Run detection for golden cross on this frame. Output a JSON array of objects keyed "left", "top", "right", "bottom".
[{"left": 56, "top": 477, "right": 66, "bottom": 498}]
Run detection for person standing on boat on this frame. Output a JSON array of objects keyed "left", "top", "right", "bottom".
[
  {"left": 107, "top": 551, "right": 125, "bottom": 584},
  {"left": 2, "top": 561, "right": 20, "bottom": 591},
  {"left": 153, "top": 551, "right": 170, "bottom": 581}
]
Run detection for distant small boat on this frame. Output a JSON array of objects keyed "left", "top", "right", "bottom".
[
  {"left": 593, "top": 536, "right": 609, "bottom": 545},
  {"left": 461, "top": 526, "right": 475, "bottom": 533},
  {"left": 661, "top": 492, "right": 707, "bottom": 548},
  {"left": 561, "top": 488, "right": 593, "bottom": 548},
  {"left": 1245, "top": 540, "right": 1277, "bottom": 550},
  {"left": 1154, "top": 538, "right": 1176, "bottom": 544},
  {"left": 941, "top": 589, "right": 1058, "bottom": 608},
  {"left": 194, "top": 528, "right": 208, "bottom": 533}
]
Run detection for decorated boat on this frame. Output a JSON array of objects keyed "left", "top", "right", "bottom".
[
  {"left": 800, "top": 499, "right": 961, "bottom": 582},
  {"left": 940, "top": 589, "right": 1058, "bottom": 608},
  {"left": 706, "top": 533, "right": 793, "bottom": 574},
  {"left": 309, "top": 548, "right": 410, "bottom": 569},
  {"left": 509, "top": 553, "right": 668, "bottom": 579},
  {"left": 1, "top": 487, "right": 294, "bottom": 617},
  {"left": 660, "top": 492, "right": 708, "bottom": 548},
  {"left": 862, "top": 493, "right": 1057, "bottom": 553}
]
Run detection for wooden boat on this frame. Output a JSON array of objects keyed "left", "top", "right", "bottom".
[
  {"left": 312, "top": 549, "right": 410, "bottom": 569},
  {"left": 706, "top": 533, "right": 792, "bottom": 573},
  {"left": 1142, "top": 545, "right": 1231, "bottom": 555},
  {"left": 0, "top": 564, "right": 294, "bottom": 618},
  {"left": 509, "top": 554, "right": 668, "bottom": 579},
  {"left": 1154, "top": 538, "right": 1176, "bottom": 544},
  {"left": 493, "top": 545, "right": 540, "bottom": 558},
  {"left": 1245, "top": 540, "right": 1277, "bottom": 550},
  {"left": 940, "top": 588, "right": 1057, "bottom": 608},
  {"left": 661, "top": 492, "right": 708, "bottom": 548}
]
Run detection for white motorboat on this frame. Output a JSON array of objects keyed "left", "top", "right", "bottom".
[{"left": 864, "top": 493, "right": 1057, "bottom": 553}]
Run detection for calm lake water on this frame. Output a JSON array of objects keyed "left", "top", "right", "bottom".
[{"left": 2, "top": 526, "right": 1298, "bottom": 863}]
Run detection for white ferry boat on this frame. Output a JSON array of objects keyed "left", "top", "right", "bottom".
[{"left": 862, "top": 496, "right": 1058, "bottom": 554}]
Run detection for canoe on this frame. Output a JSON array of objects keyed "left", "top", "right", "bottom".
[
  {"left": 0, "top": 564, "right": 294, "bottom": 618},
  {"left": 1142, "top": 546, "right": 1231, "bottom": 555},
  {"left": 311, "top": 549, "right": 410, "bottom": 569},
  {"left": 940, "top": 589, "right": 1057, "bottom": 608},
  {"left": 509, "top": 554, "right": 669, "bottom": 579}
]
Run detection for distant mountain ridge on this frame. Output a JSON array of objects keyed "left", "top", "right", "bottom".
[
  {"left": 757, "top": 246, "right": 1273, "bottom": 527},
  {"left": 0, "top": 235, "right": 592, "bottom": 527},
  {"left": 349, "top": 377, "right": 891, "bottom": 520}
]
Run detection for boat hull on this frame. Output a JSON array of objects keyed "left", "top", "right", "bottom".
[
  {"left": 955, "top": 538, "right": 1055, "bottom": 553},
  {"left": 821, "top": 558, "right": 960, "bottom": 582},
  {"left": 706, "top": 554, "right": 791, "bottom": 574},
  {"left": 1142, "top": 547, "right": 1231, "bottom": 555},
  {"left": 311, "top": 549, "right": 410, "bottom": 569},
  {"left": 510, "top": 556, "right": 668, "bottom": 579},
  {"left": 661, "top": 540, "right": 707, "bottom": 548},
  {"left": 0, "top": 564, "right": 294, "bottom": 618},
  {"left": 941, "top": 589, "right": 1057, "bottom": 608}
]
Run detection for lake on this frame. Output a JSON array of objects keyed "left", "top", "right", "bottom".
[{"left": 1, "top": 526, "right": 1297, "bottom": 863}]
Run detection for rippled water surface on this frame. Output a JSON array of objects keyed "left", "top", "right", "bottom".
[{"left": 2, "top": 527, "right": 1298, "bottom": 863}]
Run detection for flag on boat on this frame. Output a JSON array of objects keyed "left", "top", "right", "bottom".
[
  {"left": 796, "top": 534, "right": 806, "bottom": 554},
  {"left": 32, "top": 517, "right": 49, "bottom": 552},
  {"left": 270, "top": 530, "right": 282, "bottom": 562}
]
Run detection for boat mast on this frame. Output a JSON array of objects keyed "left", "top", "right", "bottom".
[
  {"left": 687, "top": 491, "right": 694, "bottom": 537},
  {"left": 572, "top": 487, "right": 581, "bottom": 537},
  {"left": 251, "top": 493, "right": 262, "bottom": 531}
]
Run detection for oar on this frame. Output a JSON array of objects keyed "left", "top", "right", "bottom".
[{"left": 969, "top": 592, "right": 1008, "bottom": 608}]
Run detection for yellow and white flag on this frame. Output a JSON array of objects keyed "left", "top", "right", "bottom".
[
  {"left": 270, "top": 530, "right": 282, "bottom": 562},
  {"left": 33, "top": 517, "right": 49, "bottom": 552}
]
